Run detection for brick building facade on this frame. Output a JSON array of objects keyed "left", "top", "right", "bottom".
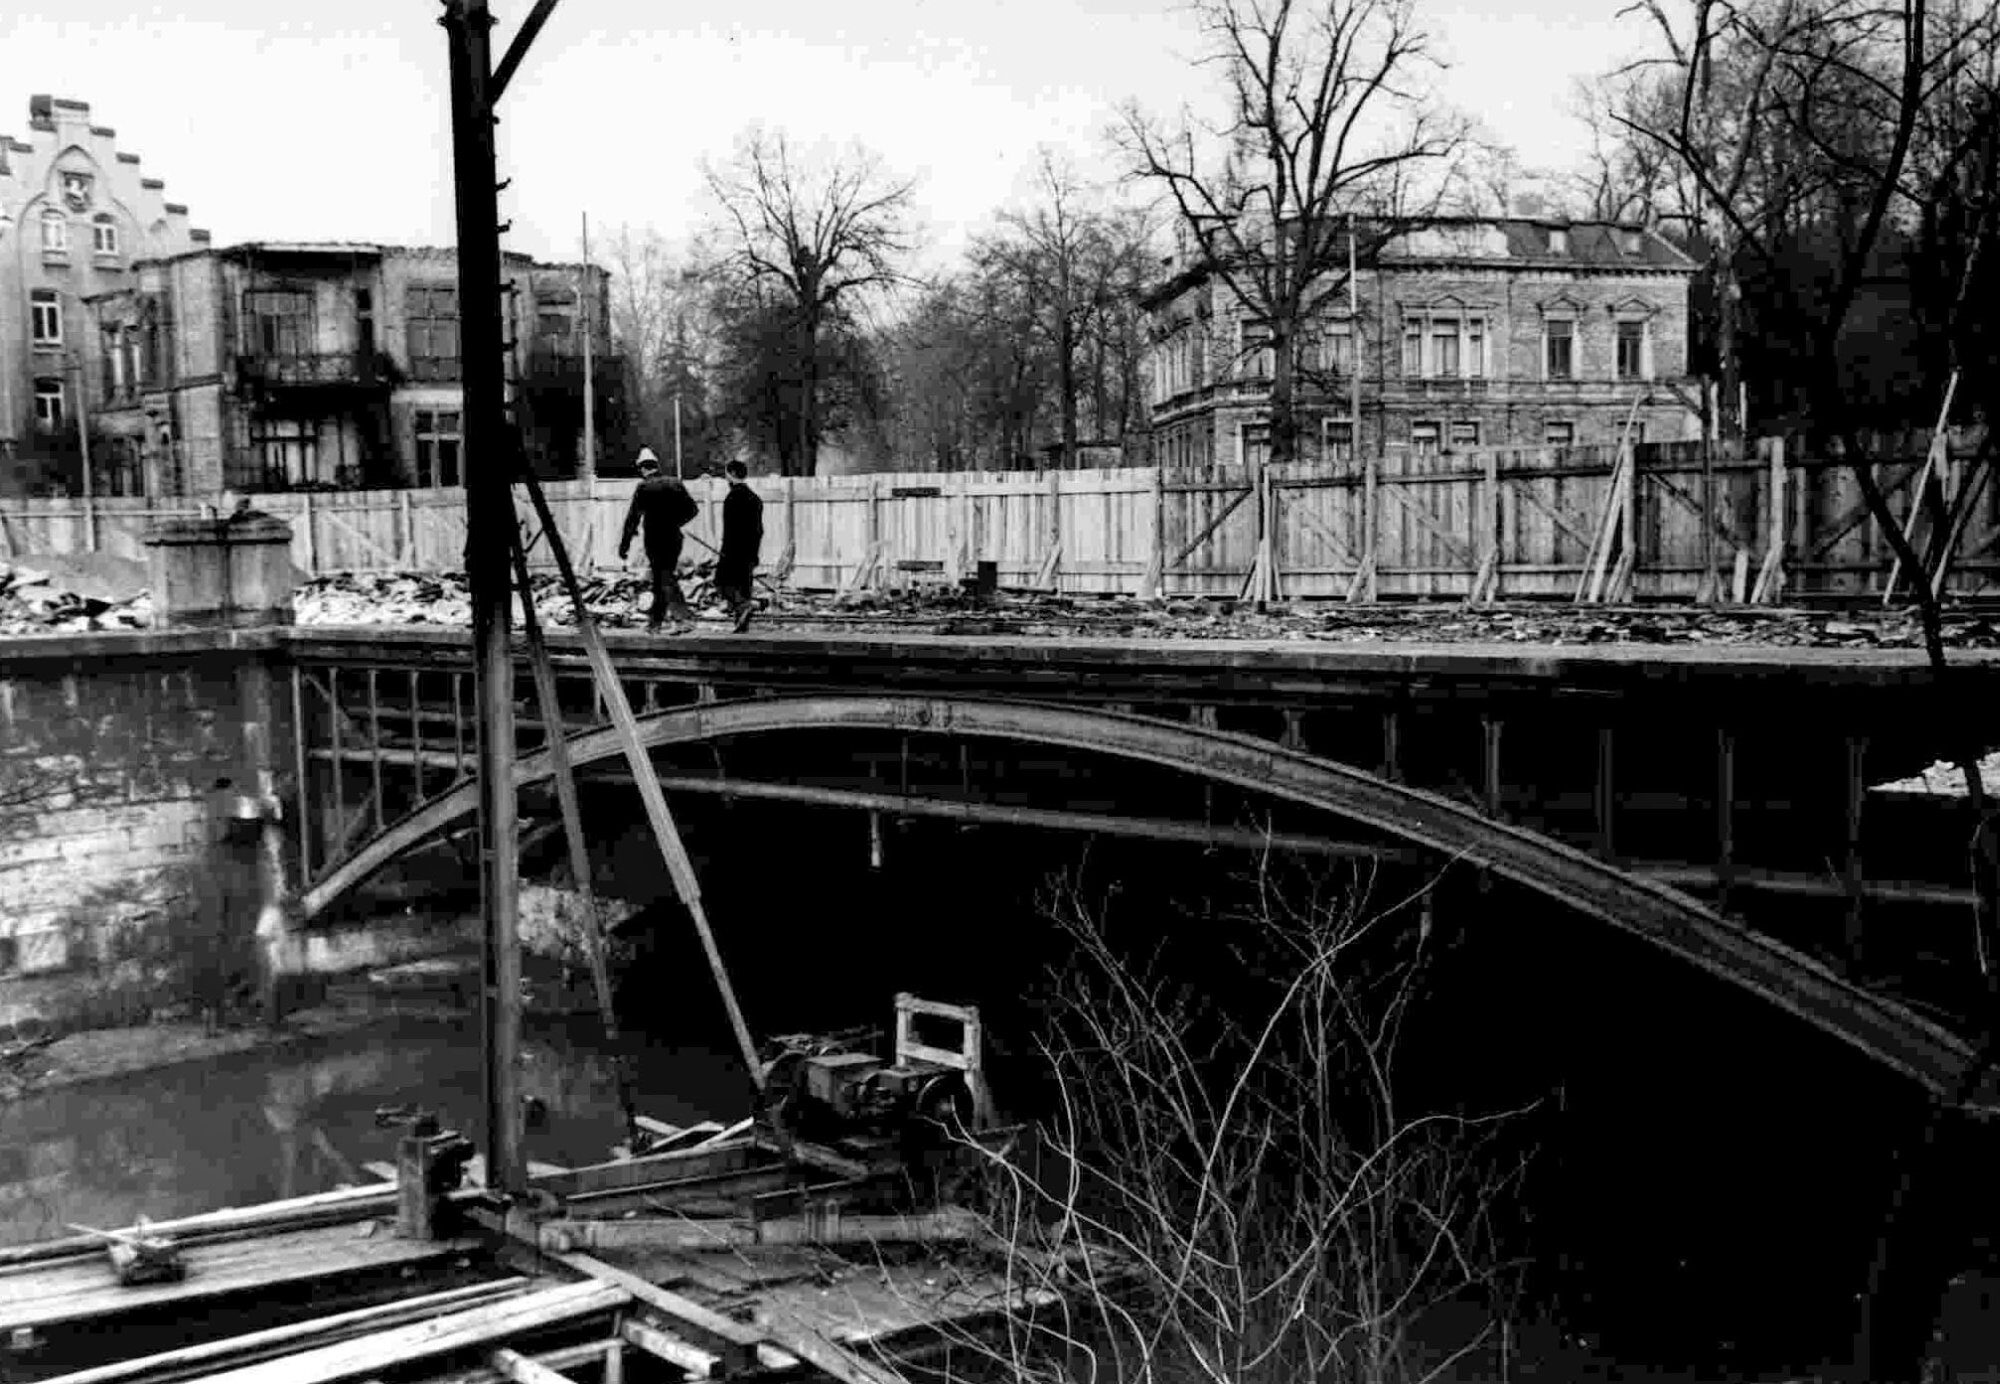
[
  {"left": 1143, "top": 218, "right": 1701, "bottom": 469},
  {"left": 80, "top": 242, "right": 621, "bottom": 496},
  {"left": 0, "top": 96, "right": 210, "bottom": 495}
]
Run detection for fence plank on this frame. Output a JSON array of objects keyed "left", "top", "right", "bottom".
[{"left": 0, "top": 448, "right": 1979, "bottom": 601}]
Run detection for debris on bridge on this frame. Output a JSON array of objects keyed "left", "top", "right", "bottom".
[
  {"left": 0, "top": 557, "right": 151, "bottom": 635},
  {"left": 4, "top": 558, "right": 1999, "bottom": 650},
  {"left": 283, "top": 568, "right": 2000, "bottom": 651}
]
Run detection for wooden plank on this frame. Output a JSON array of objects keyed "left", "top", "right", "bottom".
[
  {"left": 0, "top": 1183, "right": 400, "bottom": 1270},
  {"left": 0, "top": 1224, "right": 485, "bottom": 1334},
  {"left": 789, "top": 1140, "right": 872, "bottom": 1180},
  {"left": 559, "top": 1164, "right": 796, "bottom": 1210},
  {"left": 317, "top": 505, "right": 401, "bottom": 570},
  {"left": 754, "top": 1311, "right": 911, "bottom": 1384},
  {"left": 491, "top": 1349, "right": 578, "bottom": 1384},
  {"left": 1378, "top": 479, "right": 1477, "bottom": 568},
  {"left": 620, "top": 1318, "right": 721, "bottom": 1380},
  {"left": 1511, "top": 480, "right": 1599, "bottom": 555},
  {"left": 34, "top": 1280, "right": 532, "bottom": 1384},
  {"left": 549, "top": 1252, "right": 759, "bottom": 1373},
  {"left": 420, "top": 1339, "right": 622, "bottom": 1384},
  {"left": 188, "top": 1282, "right": 628, "bottom": 1384},
  {"left": 539, "top": 1209, "right": 985, "bottom": 1255},
  {"left": 534, "top": 1139, "right": 770, "bottom": 1202}
]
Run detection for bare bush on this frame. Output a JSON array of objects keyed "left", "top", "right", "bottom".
[{"left": 934, "top": 864, "right": 1529, "bottom": 1384}]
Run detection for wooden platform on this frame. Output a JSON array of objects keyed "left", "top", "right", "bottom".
[{"left": 0, "top": 1221, "right": 484, "bottom": 1335}]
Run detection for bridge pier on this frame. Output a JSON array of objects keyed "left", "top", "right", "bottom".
[{"left": 144, "top": 512, "right": 302, "bottom": 1023}]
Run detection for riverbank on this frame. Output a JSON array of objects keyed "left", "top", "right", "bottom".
[{"left": 0, "top": 989, "right": 473, "bottom": 1104}]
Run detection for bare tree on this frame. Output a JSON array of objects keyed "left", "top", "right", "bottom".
[
  {"left": 930, "top": 868, "right": 1527, "bottom": 1384},
  {"left": 980, "top": 153, "right": 1157, "bottom": 468},
  {"left": 603, "top": 225, "right": 718, "bottom": 472},
  {"left": 1605, "top": 5, "right": 1999, "bottom": 1375},
  {"left": 1119, "top": 0, "right": 1468, "bottom": 468},
  {"left": 703, "top": 129, "right": 916, "bottom": 475}
]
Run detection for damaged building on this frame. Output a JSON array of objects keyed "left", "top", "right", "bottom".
[{"left": 81, "top": 242, "right": 623, "bottom": 496}]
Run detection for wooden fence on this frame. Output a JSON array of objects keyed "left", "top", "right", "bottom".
[{"left": 1, "top": 440, "right": 1994, "bottom": 601}]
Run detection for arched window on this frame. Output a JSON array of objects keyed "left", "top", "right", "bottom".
[
  {"left": 40, "top": 208, "right": 68, "bottom": 253},
  {"left": 92, "top": 213, "right": 118, "bottom": 256}
]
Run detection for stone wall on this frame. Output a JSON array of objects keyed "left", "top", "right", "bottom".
[{"left": 0, "top": 655, "right": 259, "bottom": 1032}]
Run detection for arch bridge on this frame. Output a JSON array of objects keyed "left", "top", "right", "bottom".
[{"left": 280, "top": 624, "right": 2000, "bottom": 1108}]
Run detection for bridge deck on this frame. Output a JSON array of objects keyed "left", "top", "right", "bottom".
[
  {"left": 5, "top": 621, "right": 2000, "bottom": 682},
  {"left": 279, "top": 624, "right": 2000, "bottom": 687}
]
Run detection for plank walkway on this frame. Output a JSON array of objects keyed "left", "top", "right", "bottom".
[{"left": 0, "top": 1221, "right": 484, "bottom": 1334}]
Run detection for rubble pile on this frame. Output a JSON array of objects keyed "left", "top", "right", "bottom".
[
  {"left": 0, "top": 559, "right": 152, "bottom": 635},
  {"left": 1, "top": 557, "right": 1996, "bottom": 650},
  {"left": 289, "top": 569, "right": 2000, "bottom": 651}
]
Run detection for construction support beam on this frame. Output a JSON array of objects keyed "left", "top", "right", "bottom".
[
  {"left": 441, "top": 0, "right": 524, "bottom": 1197},
  {"left": 508, "top": 527, "right": 618, "bottom": 1039},
  {"left": 515, "top": 469, "right": 764, "bottom": 1095}
]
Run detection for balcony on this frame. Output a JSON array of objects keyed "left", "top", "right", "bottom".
[
  {"left": 1404, "top": 376, "right": 1492, "bottom": 397},
  {"left": 235, "top": 350, "right": 390, "bottom": 393}
]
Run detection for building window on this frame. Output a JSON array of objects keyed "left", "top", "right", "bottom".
[
  {"left": 537, "top": 307, "right": 576, "bottom": 341},
  {"left": 30, "top": 290, "right": 62, "bottom": 346},
  {"left": 102, "top": 328, "right": 127, "bottom": 399},
  {"left": 1544, "top": 420, "right": 1575, "bottom": 448},
  {"left": 1545, "top": 318, "right": 1575, "bottom": 380},
  {"left": 1238, "top": 319, "right": 1273, "bottom": 380},
  {"left": 415, "top": 409, "right": 463, "bottom": 487},
  {"left": 1323, "top": 417, "right": 1354, "bottom": 462},
  {"left": 535, "top": 287, "right": 578, "bottom": 344},
  {"left": 1620, "top": 227, "right": 1644, "bottom": 255},
  {"left": 1320, "top": 320, "right": 1355, "bottom": 376},
  {"left": 1403, "top": 314, "right": 1486, "bottom": 379},
  {"left": 40, "top": 209, "right": 67, "bottom": 254},
  {"left": 236, "top": 418, "right": 321, "bottom": 490},
  {"left": 92, "top": 214, "right": 118, "bottom": 256},
  {"left": 1548, "top": 227, "right": 1569, "bottom": 255},
  {"left": 245, "top": 290, "right": 314, "bottom": 357},
  {"left": 140, "top": 299, "right": 167, "bottom": 387},
  {"left": 1449, "top": 421, "right": 1480, "bottom": 450},
  {"left": 1238, "top": 422, "right": 1270, "bottom": 468},
  {"left": 1430, "top": 318, "right": 1460, "bottom": 377},
  {"left": 33, "top": 380, "right": 65, "bottom": 434},
  {"left": 406, "top": 286, "right": 461, "bottom": 382},
  {"left": 1410, "top": 420, "right": 1441, "bottom": 456},
  {"left": 1616, "top": 319, "right": 1646, "bottom": 381}
]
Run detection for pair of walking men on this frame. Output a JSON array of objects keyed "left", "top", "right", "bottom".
[{"left": 616, "top": 447, "right": 764, "bottom": 633}]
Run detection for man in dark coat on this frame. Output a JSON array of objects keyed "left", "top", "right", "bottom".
[
  {"left": 715, "top": 460, "right": 764, "bottom": 632},
  {"left": 617, "top": 448, "right": 699, "bottom": 631}
]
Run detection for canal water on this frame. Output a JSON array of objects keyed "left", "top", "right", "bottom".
[{"left": 0, "top": 1012, "right": 744, "bottom": 1246}]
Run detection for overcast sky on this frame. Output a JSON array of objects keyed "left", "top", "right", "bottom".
[{"left": 2, "top": 0, "right": 1656, "bottom": 270}]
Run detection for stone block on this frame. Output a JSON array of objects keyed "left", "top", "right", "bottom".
[{"left": 143, "top": 514, "right": 297, "bottom": 629}]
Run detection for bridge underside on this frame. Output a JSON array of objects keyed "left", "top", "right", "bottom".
[{"left": 289, "top": 677, "right": 1995, "bottom": 1110}]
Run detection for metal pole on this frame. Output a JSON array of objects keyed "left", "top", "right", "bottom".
[
  {"left": 673, "top": 394, "right": 684, "bottom": 479},
  {"left": 441, "top": 0, "right": 524, "bottom": 1198},
  {"left": 580, "top": 211, "right": 595, "bottom": 480},
  {"left": 1348, "top": 212, "right": 1360, "bottom": 459}
]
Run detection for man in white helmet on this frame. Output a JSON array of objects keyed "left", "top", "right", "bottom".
[{"left": 617, "top": 447, "right": 698, "bottom": 630}]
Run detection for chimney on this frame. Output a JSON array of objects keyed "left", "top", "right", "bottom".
[{"left": 1512, "top": 192, "right": 1547, "bottom": 219}]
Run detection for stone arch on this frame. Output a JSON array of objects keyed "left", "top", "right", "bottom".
[{"left": 298, "top": 694, "right": 1987, "bottom": 1101}]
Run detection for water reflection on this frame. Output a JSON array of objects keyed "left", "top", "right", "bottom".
[{"left": 0, "top": 1014, "right": 744, "bottom": 1244}]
